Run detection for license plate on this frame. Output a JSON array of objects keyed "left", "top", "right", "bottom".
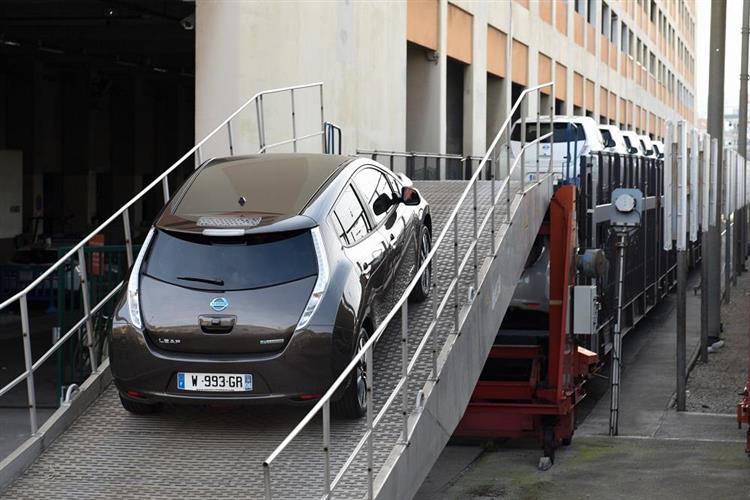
[{"left": 177, "top": 372, "right": 253, "bottom": 392}]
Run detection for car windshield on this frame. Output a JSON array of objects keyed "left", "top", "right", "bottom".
[
  {"left": 511, "top": 122, "right": 587, "bottom": 143},
  {"left": 144, "top": 229, "right": 317, "bottom": 291},
  {"left": 601, "top": 129, "right": 614, "bottom": 145},
  {"left": 623, "top": 136, "right": 639, "bottom": 152}
]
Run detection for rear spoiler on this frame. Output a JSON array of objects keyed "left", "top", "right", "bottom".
[{"left": 156, "top": 214, "right": 318, "bottom": 236}]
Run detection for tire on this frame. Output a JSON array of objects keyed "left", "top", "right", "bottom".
[
  {"left": 333, "top": 327, "right": 369, "bottom": 419},
  {"left": 119, "top": 394, "right": 161, "bottom": 415},
  {"left": 409, "top": 224, "right": 432, "bottom": 303}
]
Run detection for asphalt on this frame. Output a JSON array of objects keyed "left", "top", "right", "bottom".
[{"left": 416, "top": 268, "right": 750, "bottom": 500}]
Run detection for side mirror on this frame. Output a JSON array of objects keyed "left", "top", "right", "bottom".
[
  {"left": 628, "top": 146, "right": 638, "bottom": 155},
  {"left": 604, "top": 137, "right": 616, "bottom": 148},
  {"left": 373, "top": 192, "right": 394, "bottom": 216},
  {"left": 402, "top": 186, "right": 421, "bottom": 206}
]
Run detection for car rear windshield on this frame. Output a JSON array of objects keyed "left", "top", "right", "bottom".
[
  {"left": 511, "top": 122, "right": 587, "bottom": 143},
  {"left": 144, "top": 229, "right": 317, "bottom": 291}
]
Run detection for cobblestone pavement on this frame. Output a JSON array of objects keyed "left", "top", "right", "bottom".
[{"left": 687, "top": 267, "right": 750, "bottom": 414}]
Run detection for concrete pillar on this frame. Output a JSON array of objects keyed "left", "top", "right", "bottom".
[
  {"left": 464, "top": 3, "right": 488, "bottom": 157},
  {"left": 438, "top": 0, "right": 448, "bottom": 157}
]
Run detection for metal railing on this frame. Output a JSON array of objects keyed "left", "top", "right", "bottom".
[
  {"left": 0, "top": 82, "right": 327, "bottom": 441},
  {"left": 324, "top": 122, "right": 342, "bottom": 155},
  {"left": 262, "top": 81, "right": 556, "bottom": 499},
  {"left": 355, "top": 150, "right": 489, "bottom": 180}
]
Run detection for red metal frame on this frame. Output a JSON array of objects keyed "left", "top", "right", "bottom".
[{"left": 455, "top": 185, "right": 598, "bottom": 457}]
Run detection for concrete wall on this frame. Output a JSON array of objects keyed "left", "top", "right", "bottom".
[
  {"left": 195, "top": 1, "right": 407, "bottom": 159},
  {"left": 194, "top": 0, "right": 694, "bottom": 160}
]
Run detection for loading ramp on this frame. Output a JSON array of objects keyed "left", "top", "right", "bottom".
[{"left": 0, "top": 82, "right": 556, "bottom": 499}]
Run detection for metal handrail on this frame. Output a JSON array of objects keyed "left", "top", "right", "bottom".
[
  {"left": 262, "top": 81, "right": 555, "bottom": 499},
  {"left": 0, "top": 81, "right": 326, "bottom": 440},
  {"left": 356, "top": 149, "right": 466, "bottom": 159},
  {"left": 356, "top": 150, "right": 489, "bottom": 180}
]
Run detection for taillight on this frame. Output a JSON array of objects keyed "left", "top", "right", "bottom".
[
  {"left": 126, "top": 228, "right": 155, "bottom": 330},
  {"left": 296, "top": 227, "right": 329, "bottom": 331}
]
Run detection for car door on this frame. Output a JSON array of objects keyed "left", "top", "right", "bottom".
[
  {"left": 330, "top": 183, "right": 389, "bottom": 323},
  {"left": 352, "top": 167, "right": 417, "bottom": 311}
]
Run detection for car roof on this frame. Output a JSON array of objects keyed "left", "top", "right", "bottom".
[
  {"left": 172, "top": 153, "right": 351, "bottom": 217},
  {"left": 154, "top": 153, "right": 353, "bottom": 234}
]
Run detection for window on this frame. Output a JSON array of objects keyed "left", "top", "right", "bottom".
[
  {"left": 352, "top": 167, "right": 396, "bottom": 225},
  {"left": 144, "top": 229, "right": 317, "bottom": 291},
  {"left": 601, "top": 2, "right": 610, "bottom": 36},
  {"left": 610, "top": 11, "right": 618, "bottom": 44},
  {"left": 621, "top": 21, "right": 628, "bottom": 52},
  {"left": 587, "top": 0, "right": 596, "bottom": 24},
  {"left": 332, "top": 185, "right": 370, "bottom": 245},
  {"left": 575, "top": 0, "right": 585, "bottom": 15},
  {"left": 511, "top": 122, "right": 587, "bottom": 143}
]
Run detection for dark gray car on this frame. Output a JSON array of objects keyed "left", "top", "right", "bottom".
[{"left": 110, "top": 153, "right": 431, "bottom": 418}]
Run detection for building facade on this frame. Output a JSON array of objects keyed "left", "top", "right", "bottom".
[{"left": 195, "top": 0, "right": 697, "bottom": 160}]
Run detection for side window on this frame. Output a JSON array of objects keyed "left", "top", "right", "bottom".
[
  {"left": 332, "top": 184, "right": 369, "bottom": 245},
  {"left": 352, "top": 167, "right": 396, "bottom": 225}
]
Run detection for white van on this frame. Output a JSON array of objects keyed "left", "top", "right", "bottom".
[
  {"left": 620, "top": 130, "right": 646, "bottom": 156},
  {"left": 652, "top": 140, "right": 664, "bottom": 158},
  {"left": 599, "top": 125, "right": 630, "bottom": 155},
  {"left": 638, "top": 135, "right": 657, "bottom": 158},
  {"left": 509, "top": 115, "right": 605, "bottom": 181}
]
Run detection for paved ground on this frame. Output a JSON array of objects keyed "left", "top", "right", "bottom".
[
  {"left": 418, "top": 435, "right": 748, "bottom": 500},
  {"left": 417, "top": 267, "right": 750, "bottom": 499},
  {"left": 687, "top": 269, "right": 750, "bottom": 414}
]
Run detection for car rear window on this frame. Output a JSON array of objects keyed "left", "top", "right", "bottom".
[{"left": 144, "top": 229, "right": 317, "bottom": 291}]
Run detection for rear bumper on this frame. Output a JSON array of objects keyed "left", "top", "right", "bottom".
[{"left": 110, "top": 317, "right": 336, "bottom": 405}]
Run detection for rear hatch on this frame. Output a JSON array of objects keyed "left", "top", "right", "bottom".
[{"left": 140, "top": 228, "right": 317, "bottom": 354}]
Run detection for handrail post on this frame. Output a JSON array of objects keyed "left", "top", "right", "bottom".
[
  {"left": 161, "top": 177, "right": 170, "bottom": 204},
  {"left": 323, "top": 399, "right": 331, "bottom": 497},
  {"left": 472, "top": 180, "right": 478, "bottom": 293},
  {"left": 453, "top": 221, "right": 459, "bottom": 331},
  {"left": 430, "top": 276, "right": 438, "bottom": 381},
  {"left": 520, "top": 100, "right": 527, "bottom": 191},
  {"left": 490, "top": 151, "right": 497, "bottom": 255},
  {"left": 227, "top": 120, "right": 235, "bottom": 156},
  {"left": 122, "top": 208, "right": 133, "bottom": 268},
  {"left": 400, "top": 301, "right": 409, "bottom": 444},
  {"left": 20, "top": 294, "right": 38, "bottom": 434},
  {"left": 290, "top": 88, "right": 298, "bottom": 152},
  {"left": 506, "top": 115, "right": 512, "bottom": 222},
  {"left": 366, "top": 346, "right": 374, "bottom": 499},
  {"left": 320, "top": 84, "right": 325, "bottom": 152},
  {"left": 536, "top": 92, "right": 541, "bottom": 180},
  {"left": 263, "top": 463, "right": 272, "bottom": 500},
  {"left": 77, "top": 247, "right": 98, "bottom": 372},
  {"left": 549, "top": 85, "right": 555, "bottom": 174},
  {"left": 256, "top": 96, "right": 266, "bottom": 153}
]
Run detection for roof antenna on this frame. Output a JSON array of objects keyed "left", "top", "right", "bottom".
[{"left": 238, "top": 196, "right": 246, "bottom": 207}]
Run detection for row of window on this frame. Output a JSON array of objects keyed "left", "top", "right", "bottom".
[{"left": 573, "top": 0, "right": 695, "bottom": 86}]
